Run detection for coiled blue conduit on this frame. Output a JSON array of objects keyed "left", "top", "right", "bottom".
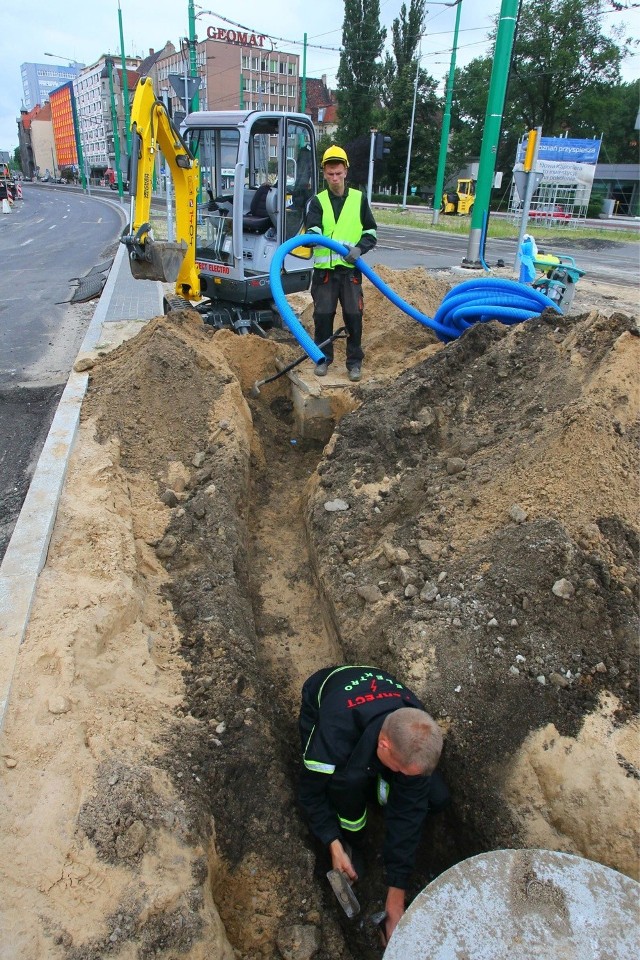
[{"left": 269, "top": 234, "right": 561, "bottom": 361}]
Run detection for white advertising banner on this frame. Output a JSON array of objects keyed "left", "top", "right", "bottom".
[{"left": 512, "top": 137, "right": 602, "bottom": 206}]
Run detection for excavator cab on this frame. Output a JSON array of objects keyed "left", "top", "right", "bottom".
[
  {"left": 123, "top": 78, "right": 317, "bottom": 335},
  {"left": 182, "top": 110, "right": 316, "bottom": 332}
]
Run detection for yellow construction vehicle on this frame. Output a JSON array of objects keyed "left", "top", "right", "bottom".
[
  {"left": 440, "top": 178, "right": 475, "bottom": 216},
  {"left": 122, "top": 76, "right": 317, "bottom": 334}
]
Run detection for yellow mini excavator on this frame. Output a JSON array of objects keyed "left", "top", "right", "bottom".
[{"left": 122, "top": 76, "right": 317, "bottom": 334}]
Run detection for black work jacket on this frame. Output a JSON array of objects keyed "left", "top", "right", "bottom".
[{"left": 299, "top": 666, "right": 431, "bottom": 889}]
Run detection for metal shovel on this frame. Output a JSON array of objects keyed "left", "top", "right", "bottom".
[{"left": 249, "top": 327, "right": 346, "bottom": 398}]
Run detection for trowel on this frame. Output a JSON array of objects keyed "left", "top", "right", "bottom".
[{"left": 326, "top": 869, "right": 360, "bottom": 918}]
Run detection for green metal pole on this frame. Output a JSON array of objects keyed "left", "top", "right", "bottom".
[
  {"left": 70, "top": 91, "right": 87, "bottom": 192},
  {"left": 301, "top": 33, "right": 307, "bottom": 113},
  {"left": 106, "top": 58, "right": 124, "bottom": 199},
  {"left": 240, "top": 73, "right": 245, "bottom": 110},
  {"left": 432, "top": 0, "right": 462, "bottom": 225},
  {"left": 118, "top": 1, "right": 132, "bottom": 156},
  {"left": 188, "top": 0, "right": 200, "bottom": 111},
  {"left": 463, "top": 0, "right": 520, "bottom": 266}
]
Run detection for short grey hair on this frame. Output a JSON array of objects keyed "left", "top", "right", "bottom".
[{"left": 381, "top": 708, "right": 443, "bottom": 774}]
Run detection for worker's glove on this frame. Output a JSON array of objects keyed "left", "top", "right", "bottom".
[{"left": 344, "top": 245, "right": 362, "bottom": 264}]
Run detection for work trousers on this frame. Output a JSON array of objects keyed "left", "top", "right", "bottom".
[{"left": 311, "top": 267, "right": 364, "bottom": 370}]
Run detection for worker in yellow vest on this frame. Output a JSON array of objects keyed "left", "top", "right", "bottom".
[{"left": 305, "top": 146, "right": 377, "bottom": 382}]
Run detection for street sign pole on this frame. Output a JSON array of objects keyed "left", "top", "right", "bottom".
[{"left": 513, "top": 126, "right": 543, "bottom": 268}]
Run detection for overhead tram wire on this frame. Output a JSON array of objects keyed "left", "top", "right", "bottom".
[{"left": 194, "top": 7, "right": 493, "bottom": 62}]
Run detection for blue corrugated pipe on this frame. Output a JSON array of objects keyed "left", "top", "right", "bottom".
[{"left": 269, "top": 235, "right": 562, "bottom": 361}]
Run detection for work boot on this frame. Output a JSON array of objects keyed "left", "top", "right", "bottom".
[
  {"left": 314, "top": 361, "right": 329, "bottom": 377},
  {"left": 348, "top": 364, "right": 362, "bottom": 382}
]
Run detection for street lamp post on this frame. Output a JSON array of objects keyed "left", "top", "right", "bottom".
[{"left": 402, "top": 53, "right": 421, "bottom": 209}]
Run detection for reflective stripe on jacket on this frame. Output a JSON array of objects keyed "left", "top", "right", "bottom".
[{"left": 314, "top": 188, "right": 363, "bottom": 270}]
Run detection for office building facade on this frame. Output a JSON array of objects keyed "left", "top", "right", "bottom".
[{"left": 21, "top": 61, "right": 84, "bottom": 111}]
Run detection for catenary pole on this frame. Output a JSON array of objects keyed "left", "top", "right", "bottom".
[
  {"left": 463, "top": 0, "right": 520, "bottom": 267},
  {"left": 188, "top": 0, "right": 200, "bottom": 111},
  {"left": 301, "top": 33, "right": 308, "bottom": 113},
  {"left": 432, "top": 0, "right": 463, "bottom": 224},
  {"left": 118, "top": 1, "right": 132, "bottom": 157},
  {"left": 106, "top": 58, "right": 124, "bottom": 199}
]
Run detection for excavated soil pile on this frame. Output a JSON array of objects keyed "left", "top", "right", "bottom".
[{"left": 0, "top": 267, "right": 638, "bottom": 960}]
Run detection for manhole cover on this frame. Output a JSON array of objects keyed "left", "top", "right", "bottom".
[{"left": 383, "top": 849, "right": 639, "bottom": 959}]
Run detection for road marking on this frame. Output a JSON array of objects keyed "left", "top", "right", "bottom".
[
  {"left": 19, "top": 239, "right": 34, "bottom": 246},
  {"left": 49, "top": 224, "right": 57, "bottom": 230}
]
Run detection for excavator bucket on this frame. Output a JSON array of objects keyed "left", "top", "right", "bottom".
[{"left": 128, "top": 239, "right": 188, "bottom": 283}]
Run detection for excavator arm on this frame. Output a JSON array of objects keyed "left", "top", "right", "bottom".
[{"left": 122, "top": 76, "right": 201, "bottom": 299}]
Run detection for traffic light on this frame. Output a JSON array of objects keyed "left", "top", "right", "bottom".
[{"left": 374, "top": 132, "right": 391, "bottom": 161}]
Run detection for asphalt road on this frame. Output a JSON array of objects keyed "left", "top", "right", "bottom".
[
  {"left": 0, "top": 186, "right": 124, "bottom": 386},
  {"left": 0, "top": 186, "right": 124, "bottom": 559},
  {"left": 371, "top": 223, "right": 640, "bottom": 286}
]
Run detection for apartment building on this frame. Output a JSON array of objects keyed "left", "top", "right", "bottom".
[{"left": 154, "top": 33, "right": 300, "bottom": 119}]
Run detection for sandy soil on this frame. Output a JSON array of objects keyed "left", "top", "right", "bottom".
[{"left": 0, "top": 264, "right": 638, "bottom": 960}]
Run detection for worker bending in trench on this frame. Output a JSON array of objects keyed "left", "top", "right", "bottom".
[{"left": 298, "top": 665, "right": 448, "bottom": 944}]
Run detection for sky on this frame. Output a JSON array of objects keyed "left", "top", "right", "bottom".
[{"left": 1, "top": 0, "right": 638, "bottom": 154}]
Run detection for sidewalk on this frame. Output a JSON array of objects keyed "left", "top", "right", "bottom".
[{"left": 0, "top": 245, "right": 163, "bottom": 729}]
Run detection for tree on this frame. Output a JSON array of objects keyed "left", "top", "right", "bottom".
[
  {"left": 335, "top": 0, "right": 386, "bottom": 144},
  {"left": 569, "top": 79, "right": 640, "bottom": 162},
  {"left": 378, "top": 1, "right": 439, "bottom": 192},
  {"left": 449, "top": 0, "right": 628, "bottom": 175}
]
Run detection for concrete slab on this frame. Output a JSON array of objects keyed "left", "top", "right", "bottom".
[
  {"left": 289, "top": 366, "right": 359, "bottom": 441},
  {"left": 383, "top": 849, "right": 640, "bottom": 959}
]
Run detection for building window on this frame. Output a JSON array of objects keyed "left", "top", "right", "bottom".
[{"left": 288, "top": 63, "right": 296, "bottom": 76}]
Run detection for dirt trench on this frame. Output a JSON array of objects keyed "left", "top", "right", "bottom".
[{"left": 1, "top": 266, "right": 639, "bottom": 960}]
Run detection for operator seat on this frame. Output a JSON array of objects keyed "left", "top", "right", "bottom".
[{"left": 243, "top": 183, "right": 272, "bottom": 233}]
